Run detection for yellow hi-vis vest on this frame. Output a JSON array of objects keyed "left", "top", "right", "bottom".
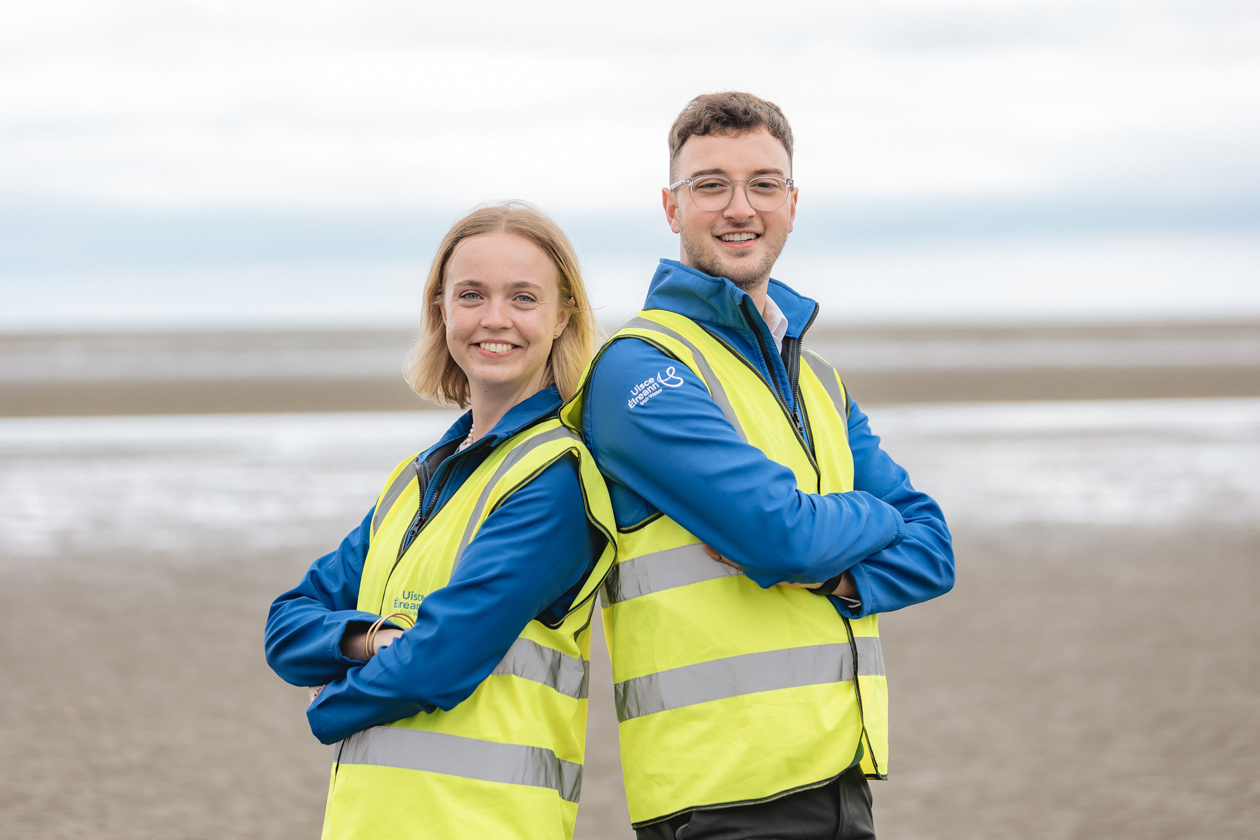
[
  {"left": 560, "top": 310, "right": 889, "bottom": 827},
  {"left": 320, "top": 419, "right": 617, "bottom": 840}
]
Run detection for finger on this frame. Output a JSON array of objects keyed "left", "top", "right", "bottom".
[{"left": 701, "top": 544, "right": 742, "bottom": 570}]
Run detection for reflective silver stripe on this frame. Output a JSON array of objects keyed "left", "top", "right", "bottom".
[
  {"left": 491, "top": 637, "right": 590, "bottom": 700},
  {"left": 340, "top": 726, "right": 583, "bottom": 803},
  {"left": 451, "top": 425, "right": 577, "bottom": 572},
  {"left": 625, "top": 316, "right": 747, "bottom": 443},
  {"left": 615, "top": 638, "right": 885, "bottom": 722},
  {"left": 853, "top": 634, "right": 885, "bottom": 678},
  {"left": 601, "top": 543, "right": 740, "bottom": 605},
  {"left": 371, "top": 459, "right": 419, "bottom": 538},
  {"left": 802, "top": 352, "right": 850, "bottom": 446}
]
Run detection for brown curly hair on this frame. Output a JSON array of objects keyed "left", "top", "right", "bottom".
[{"left": 668, "top": 91, "right": 794, "bottom": 180}]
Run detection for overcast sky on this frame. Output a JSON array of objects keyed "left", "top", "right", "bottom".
[{"left": 3, "top": 0, "right": 1258, "bottom": 328}]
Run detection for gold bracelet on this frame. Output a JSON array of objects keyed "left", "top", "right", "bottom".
[{"left": 365, "top": 612, "right": 414, "bottom": 659}]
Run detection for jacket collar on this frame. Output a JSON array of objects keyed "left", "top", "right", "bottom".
[
  {"left": 642, "top": 259, "right": 819, "bottom": 340},
  {"left": 432, "top": 386, "right": 561, "bottom": 452}
]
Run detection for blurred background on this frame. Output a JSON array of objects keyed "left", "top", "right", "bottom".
[{"left": 1, "top": 1, "right": 1257, "bottom": 838}]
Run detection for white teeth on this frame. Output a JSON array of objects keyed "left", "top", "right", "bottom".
[
  {"left": 720, "top": 232, "right": 759, "bottom": 242},
  {"left": 480, "top": 342, "right": 513, "bottom": 353}
]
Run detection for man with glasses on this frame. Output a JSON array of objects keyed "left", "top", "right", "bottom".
[{"left": 562, "top": 92, "right": 954, "bottom": 839}]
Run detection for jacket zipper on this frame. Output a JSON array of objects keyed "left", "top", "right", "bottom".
[
  {"left": 700, "top": 323, "right": 820, "bottom": 477},
  {"left": 379, "top": 443, "right": 467, "bottom": 613},
  {"left": 398, "top": 467, "right": 449, "bottom": 558},
  {"left": 376, "top": 413, "right": 556, "bottom": 613},
  {"left": 741, "top": 303, "right": 791, "bottom": 412},
  {"left": 785, "top": 302, "right": 820, "bottom": 455}
]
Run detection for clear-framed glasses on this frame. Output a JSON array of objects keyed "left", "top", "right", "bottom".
[{"left": 668, "top": 176, "right": 795, "bottom": 212}]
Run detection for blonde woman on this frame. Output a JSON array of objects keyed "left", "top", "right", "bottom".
[{"left": 265, "top": 202, "right": 615, "bottom": 840}]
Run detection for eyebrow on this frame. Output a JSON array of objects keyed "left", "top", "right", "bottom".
[
  {"left": 687, "top": 166, "right": 788, "bottom": 178},
  {"left": 449, "top": 279, "right": 548, "bottom": 293}
]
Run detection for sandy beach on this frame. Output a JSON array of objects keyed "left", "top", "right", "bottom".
[
  {"left": 2, "top": 328, "right": 1258, "bottom": 838},
  {"left": 4, "top": 522, "right": 1253, "bottom": 840}
]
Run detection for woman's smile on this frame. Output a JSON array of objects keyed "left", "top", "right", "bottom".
[
  {"left": 441, "top": 232, "right": 570, "bottom": 410},
  {"left": 474, "top": 341, "right": 519, "bottom": 355}
]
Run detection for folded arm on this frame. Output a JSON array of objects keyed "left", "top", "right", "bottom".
[
  {"left": 305, "top": 455, "right": 601, "bottom": 745},
  {"left": 264, "top": 507, "right": 391, "bottom": 687},
  {"left": 839, "top": 399, "right": 954, "bottom": 617},
  {"left": 584, "top": 338, "right": 906, "bottom": 589}
]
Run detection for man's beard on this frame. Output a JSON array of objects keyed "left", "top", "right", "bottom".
[{"left": 680, "top": 227, "right": 786, "bottom": 291}]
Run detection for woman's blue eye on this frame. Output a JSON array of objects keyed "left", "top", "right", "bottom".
[{"left": 459, "top": 291, "right": 481, "bottom": 300}]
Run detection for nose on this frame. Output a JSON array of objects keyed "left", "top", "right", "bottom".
[
  {"left": 480, "top": 297, "right": 513, "bottom": 328},
  {"left": 723, "top": 182, "right": 756, "bottom": 219}
]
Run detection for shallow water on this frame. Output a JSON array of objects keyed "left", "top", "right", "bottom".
[{"left": 2, "top": 399, "right": 1257, "bottom": 561}]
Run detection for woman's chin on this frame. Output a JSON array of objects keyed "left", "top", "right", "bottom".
[{"left": 464, "top": 369, "right": 546, "bottom": 400}]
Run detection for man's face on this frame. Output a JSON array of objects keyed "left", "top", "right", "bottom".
[{"left": 663, "top": 128, "right": 797, "bottom": 292}]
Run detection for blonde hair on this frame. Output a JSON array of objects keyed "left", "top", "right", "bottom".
[{"left": 406, "top": 201, "right": 596, "bottom": 407}]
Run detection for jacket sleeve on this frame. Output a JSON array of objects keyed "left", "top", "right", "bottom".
[
  {"left": 305, "top": 454, "right": 600, "bottom": 745},
  {"left": 838, "top": 398, "right": 955, "bottom": 618},
  {"left": 583, "top": 338, "right": 906, "bottom": 589},
  {"left": 263, "top": 507, "right": 390, "bottom": 687}
]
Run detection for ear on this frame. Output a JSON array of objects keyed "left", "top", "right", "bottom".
[
  {"left": 787, "top": 185, "right": 798, "bottom": 233},
  {"left": 662, "top": 187, "right": 682, "bottom": 234},
  {"left": 553, "top": 307, "right": 572, "bottom": 338}
]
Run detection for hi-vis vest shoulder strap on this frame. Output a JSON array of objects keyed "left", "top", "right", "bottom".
[
  {"left": 561, "top": 310, "right": 888, "bottom": 827},
  {"left": 321, "top": 419, "right": 616, "bottom": 840}
]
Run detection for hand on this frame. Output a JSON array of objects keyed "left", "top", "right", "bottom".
[
  {"left": 701, "top": 544, "right": 823, "bottom": 589},
  {"left": 701, "top": 543, "right": 741, "bottom": 571},
  {"left": 830, "top": 571, "right": 858, "bottom": 599},
  {"left": 340, "top": 626, "right": 405, "bottom": 662}
]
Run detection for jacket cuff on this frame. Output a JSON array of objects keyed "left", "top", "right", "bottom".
[
  {"left": 307, "top": 698, "right": 338, "bottom": 745},
  {"left": 888, "top": 507, "right": 907, "bottom": 549},
  {"left": 330, "top": 613, "right": 393, "bottom": 665}
]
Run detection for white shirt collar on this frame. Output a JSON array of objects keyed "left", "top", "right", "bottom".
[{"left": 759, "top": 293, "right": 790, "bottom": 354}]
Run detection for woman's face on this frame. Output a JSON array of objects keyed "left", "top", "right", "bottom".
[{"left": 441, "top": 232, "right": 570, "bottom": 404}]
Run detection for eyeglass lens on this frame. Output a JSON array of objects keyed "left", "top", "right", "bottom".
[{"left": 690, "top": 177, "right": 790, "bottom": 212}]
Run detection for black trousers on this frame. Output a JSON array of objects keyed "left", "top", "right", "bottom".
[{"left": 634, "top": 765, "right": 876, "bottom": 840}]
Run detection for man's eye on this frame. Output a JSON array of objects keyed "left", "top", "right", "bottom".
[
  {"left": 693, "top": 179, "right": 729, "bottom": 192},
  {"left": 749, "top": 179, "right": 783, "bottom": 192}
]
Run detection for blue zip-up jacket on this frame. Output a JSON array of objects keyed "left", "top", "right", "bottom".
[
  {"left": 580, "top": 260, "right": 953, "bottom": 617},
  {"left": 264, "top": 387, "right": 602, "bottom": 745}
]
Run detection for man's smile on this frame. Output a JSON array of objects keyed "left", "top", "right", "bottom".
[{"left": 716, "top": 231, "right": 763, "bottom": 252}]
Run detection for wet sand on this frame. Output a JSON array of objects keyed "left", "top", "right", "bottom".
[
  {"left": 2, "top": 523, "right": 1256, "bottom": 839},
  {"left": 3, "top": 321, "right": 1258, "bottom": 416}
]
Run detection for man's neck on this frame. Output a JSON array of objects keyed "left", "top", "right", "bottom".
[
  {"left": 742, "top": 282, "right": 770, "bottom": 318},
  {"left": 675, "top": 255, "right": 775, "bottom": 326},
  {"left": 735, "top": 280, "right": 784, "bottom": 334}
]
